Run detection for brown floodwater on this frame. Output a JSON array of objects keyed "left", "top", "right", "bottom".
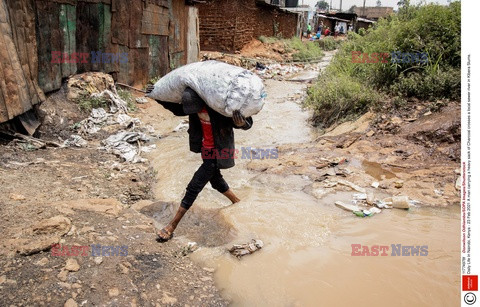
[{"left": 148, "top": 79, "right": 460, "bottom": 306}]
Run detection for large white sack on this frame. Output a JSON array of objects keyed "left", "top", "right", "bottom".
[{"left": 146, "top": 61, "right": 266, "bottom": 117}]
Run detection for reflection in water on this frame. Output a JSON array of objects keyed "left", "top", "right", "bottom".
[{"left": 147, "top": 80, "right": 460, "bottom": 307}]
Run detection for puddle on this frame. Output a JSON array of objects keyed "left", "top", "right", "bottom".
[
  {"left": 147, "top": 79, "right": 460, "bottom": 306},
  {"left": 140, "top": 201, "right": 234, "bottom": 247},
  {"left": 362, "top": 160, "right": 398, "bottom": 180}
]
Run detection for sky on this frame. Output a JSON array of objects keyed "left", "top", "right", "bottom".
[{"left": 300, "top": 0, "right": 453, "bottom": 11}]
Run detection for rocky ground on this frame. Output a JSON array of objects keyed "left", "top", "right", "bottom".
[
  {"left": 0, "top": 46, "right": 461, "bottom": 306},
  {"left": 0, "top": 75, "right": 228, "bottom": 306}
]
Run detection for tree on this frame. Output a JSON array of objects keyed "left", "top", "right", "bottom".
[
  {"left": 348, "top": 5, "right": 357, "bottom": 13},
  {"left": 316, "top": 0, "right": 329, "bottom": 10},
  {"left": 376, "top": 0, "right": 382, "bottom": 6}
]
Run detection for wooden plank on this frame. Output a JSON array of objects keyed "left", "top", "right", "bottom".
[
  {"left": 0, "top": 0, "right": 45, "bottom": 123},
  {"left": 76, "top": 2, "right": 100, "bottom": 72},
  {"left": 60, "top": 4, "right": 77, "bottom": 78},
  {"left": 36, "top": 1, "right": 62, "bottom": 92}
]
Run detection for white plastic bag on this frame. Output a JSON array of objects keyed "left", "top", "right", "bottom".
[{"left": 146, "top": 61, "right": 266, "bottom": 117}]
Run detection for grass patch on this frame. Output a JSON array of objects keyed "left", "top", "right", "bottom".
[
  {"left": 78, "top": 94, "right": 109, "bottom": 111},
  {"left": 318, "top": 36, "right": 338, "bottom": 51},
  {"left": 284, "top": 37, "right": 324, "bottom": 62},
  {"left": 117, "top": 87, "right": 136, "bottom": 112},
  {"left": 306, "top": 1, "right": 460, "bottom": 127},
  {"left": 305, "top": 73, "right": 381, "bottom": 129}
]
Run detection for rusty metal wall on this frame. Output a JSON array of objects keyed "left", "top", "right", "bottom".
[
  {"left": 1, "top": 0, "right": 197, "bottom": 124},
  {"left": 0, "top": 0, "right": 45, "bottom": 124}
]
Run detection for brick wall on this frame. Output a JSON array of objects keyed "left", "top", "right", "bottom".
[{"left": 198, "top": 0, "right": 298, "bottom": 52}]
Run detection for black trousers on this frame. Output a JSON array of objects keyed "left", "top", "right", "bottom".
[{"left": 180, "top": 150, "right": 230, "bottom": 210}]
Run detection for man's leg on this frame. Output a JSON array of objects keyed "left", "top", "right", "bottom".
[
  {"left": 210, "top": 168, "right": 240, "bottom": 204},
  {"left": 157, "top": 159, "right": 216, "bottom": 241}
]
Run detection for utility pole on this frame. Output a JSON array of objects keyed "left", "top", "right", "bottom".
[
  {"left": 339, "top": 0, "right": 342, "bottom": 11},
  {"left": 363, "top": 0, "right": 366, "bottom": 17}
]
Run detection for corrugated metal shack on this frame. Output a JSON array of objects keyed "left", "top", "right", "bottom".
[
  {"left": 197, "top": 0, "right": 300, "bottom": 53},
  {"left": 0, "top": 0, "right": 199, "bottom": 125}
]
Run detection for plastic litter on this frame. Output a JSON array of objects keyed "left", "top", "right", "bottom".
[
  {"left": 228, "top": 239, "right": 264, "bottom": 258},
  {"left": 147, "top": 61, "right": 266, "bottom": 117},
  {"left": 335, "top": 201, "right": 360, "bottom": 212},
  {"left": 101, "top": 131, "right": 151, "bottom": 163},
  {"left": 63, "top": 135, "right": 88, "bottom": 148},
  {"left": 383, "top": 196, "right": 410, "bottom": 209}
]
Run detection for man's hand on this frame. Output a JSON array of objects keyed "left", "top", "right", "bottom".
[{"left": 233, "top": 110, "right": 246, "bottom": 127}]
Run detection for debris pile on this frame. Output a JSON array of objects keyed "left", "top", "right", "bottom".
[
  {"left": 63, "top": 72, "right": 158, "bottom": 163},
  {"left": 228, "top": 239, "right": 264, "bottom": 258}
]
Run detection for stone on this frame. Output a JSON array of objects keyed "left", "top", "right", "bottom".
[
  {"left": 131, "top": 200, "right": 154, "bottom": 211},
  {"left": 17, "top": 237, "right": 61, "bottom": 256},
  {"left": 366, "top": 130, "right": 375, "bottom": 137},
  {"left": 57, "top": 270, "right": 68, "bottom": 282},
  {"left": 394, "top": 180, "right": 404, "bottom": 189},
  {"left": 33, "top": 216, "right": 72, "bottom": 236},
  {"left": 109, "top": 287, "right": 120, "bottom": 297},
  {"left": 0, "top": 275, "right": 6, "bottom": 285},
  {"left": 35, "top": 257, "right": 49, "bottom": 266},
  {"left": 65, "top": 259, "right": 80, "bottom": 272},
  {"left": 9, "top": 193, "right": 26, "bottom": 201},
  {"left": 202, "top": 267, "right": 215, "bottom": 273},
  {"left": 64, "top": 298, "right": 78, "bottom": 307},
  {"left": 59, "top": 282, "right": 72, "bottom": 290},
  {"left": 161, "top": 292, "right": 177, "bottom": 305},
  {"left": 93, "top": 257, "right": 103, "bottom": 265},
  {"left": 49, "top": 198, "right": 124, "bottom": 217}
]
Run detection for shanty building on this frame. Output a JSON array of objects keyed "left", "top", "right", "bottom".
[
  {"left": 0, "top": 0, "right": 200, "bottom": 129},
  {"left": 197, "top": 0, "right": 301, "bottom": 53}
]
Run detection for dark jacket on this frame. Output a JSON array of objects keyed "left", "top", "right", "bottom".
[{"left": 156, "top": 89, "right": 253, "bottom": 169}]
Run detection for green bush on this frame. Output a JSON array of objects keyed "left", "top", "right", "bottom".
[
  {"left": 285, "top": 37, "right": 324, "bottom": 62},
  {"left": 318, "top": 36, "right": 338, "bottom": 51},
  {"left": 78, "top": 94, "right": 109, "bottom": 111},
  {"left": 305, "top": 73, "right": 381, "bottom": 129},
  {"left": 305, "top": 1, "right": 460, "bottom": 127}
]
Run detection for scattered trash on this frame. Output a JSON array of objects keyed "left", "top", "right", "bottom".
[
  {"left": 63, "top": 135, "right": 88, "bottom": 148},
  {"left": 180, "top": 242, "right": 198, "bottom": 256},
  {"left": 375, "top": 200, "right": 393, "bottom": 209},
  {"left": 173, "top": 119, "right": 189, "bottom": 132},
  {"left": 371, "top": 182, "right": 380, "bottom": 188},
  {"left": 335, "top": 201, "right": 360, "bottom": 212},
  {"left": 455, "top": 176, "right": 461, "bottom": 190},
  {"left": 135, "top": 97, "right": 148, "bottom": 104},
  {"left": 228, "top": 239, "right": 264, "bottom": 258},
  {"left": 353, "top": 207, "right": 382, "bottom": 217},
  {"left": 353, "top": 193, "right": 367, "bottom": 201},
  {"left": 335, "top": 179, "right": 366, "bottom": 193},
  {"left": 383, "top": 196, "right": 410, "bottom": 209},
  {"left": 101, "top": 131, "right": 151, "bottom": 163}
]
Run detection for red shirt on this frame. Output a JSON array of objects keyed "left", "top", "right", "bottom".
[{"left": 199, "top": 107, "right": 214, "bottom": 149}]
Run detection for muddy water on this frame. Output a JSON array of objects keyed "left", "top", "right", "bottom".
[{"left": 148, "top": 79, "right": 460, "bottom": 306}]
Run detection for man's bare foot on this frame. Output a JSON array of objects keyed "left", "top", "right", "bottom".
[{"left": 223, "top": 189, "right": 240, "bottom": 204}]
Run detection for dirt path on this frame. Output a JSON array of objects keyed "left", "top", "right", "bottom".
[{"left": 0, "top": 53, "right": 460, "bottom": 306}]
